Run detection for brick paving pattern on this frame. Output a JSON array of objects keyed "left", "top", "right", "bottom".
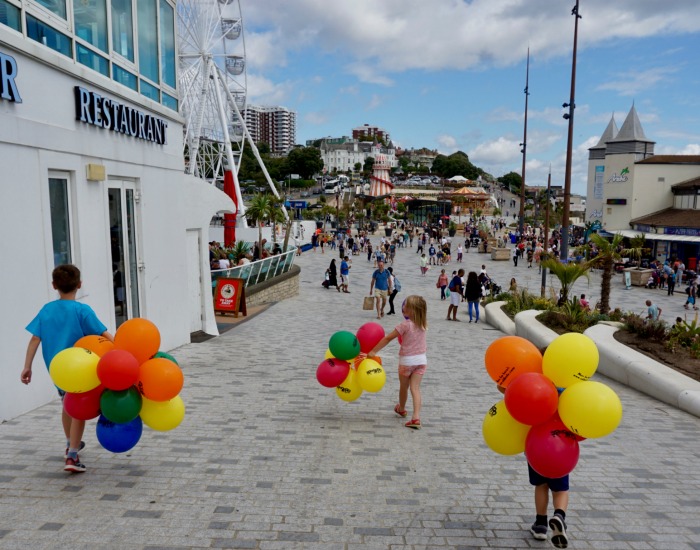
[{"left": 1, "top": 232, "right": 699, "bottom": 549}]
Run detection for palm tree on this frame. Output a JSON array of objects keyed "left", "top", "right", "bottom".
[
  {"left": 540, "top": 257, "right": 590, "bottom": 304},
  {"left": 245, "top": 193, "right": 275, "bottom": 259},
  {"left": 624, "top": 233, "right": 646, "bottom": 269},
  {"left": 584, "top": 232, "right": 625, "bottom": 314}
]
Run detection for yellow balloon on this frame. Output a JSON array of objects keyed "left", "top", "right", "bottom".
[
  {"left": 356, "top": 359, "right": 386, "bottom": 393},
  {"left": 558, "top": 381, "right": 622, "bottom": 439},
  {"left": 49, "top": 347, "right": 101, "bottom": 393},
  {"left": 482, "top": 400, "right": 531, "bottom": 455},
  {"left": 140, "top": 395, "right": 186, "bottom": 431},
  {"left": 324, "top": 348, "right": 335, "bottom": 360},
  {"left": 543, "top": 333, "right": 599, "bottom": 388},
  {"left": 336, "top": 369, "right": 363, "bottom": 402}
]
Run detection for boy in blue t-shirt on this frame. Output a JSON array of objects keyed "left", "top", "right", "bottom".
[{"left": 22, "top": 265, "right": 112, "bottom": 473}]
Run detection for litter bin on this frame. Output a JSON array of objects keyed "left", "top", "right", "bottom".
[{"left": 688, "top": 257, "right": 697, "bottom": 271}]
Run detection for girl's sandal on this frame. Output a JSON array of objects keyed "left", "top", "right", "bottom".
[
  {"left": 394, "top": 404, "right": 408, "bottom": 418},
  {"left": 405, "top": 419, "right": 421, "bottom": 429}
]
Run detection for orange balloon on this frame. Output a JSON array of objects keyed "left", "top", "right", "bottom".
[
  {"left": 74, "top": 335, "right": 114, "bottom": 357},
  {"left": 485, "top": 336, "right": 542, "bottom": 388},
  {"left": 353, "top": 355, "right": 381, "bottom": 370},
  {"left": 114, "top": 318, "right": 161, "bottom": 365},
  {"left": 138, "top": 358, "right": 183, "bottom": 401}
]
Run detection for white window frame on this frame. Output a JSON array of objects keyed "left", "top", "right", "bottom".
[
  {"left": 26, "top": 0, "right": 73, "bottom": 33},
  {"left": 47, "top": 170, "right": 76, "bottom": 268}
]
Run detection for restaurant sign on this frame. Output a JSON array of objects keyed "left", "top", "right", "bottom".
[{"left": 0, "top": 51, "right": 22, "bottom": 103}]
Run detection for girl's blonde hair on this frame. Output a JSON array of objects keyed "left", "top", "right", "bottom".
[{"left": 404, "top": 295, "right": 428, "bottom": 330}]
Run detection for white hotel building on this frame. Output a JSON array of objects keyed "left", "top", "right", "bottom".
[{"left": 0, "top": 0, "right": 233, "bottom": 420}]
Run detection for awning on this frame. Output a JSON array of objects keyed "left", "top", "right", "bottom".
[{"left": 601, "top": 229, "right": 700, "bottom": 243}]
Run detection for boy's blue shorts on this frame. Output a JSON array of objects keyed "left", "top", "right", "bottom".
[{"left": 528, "top": 463, "right": 569, "bottom": 492}]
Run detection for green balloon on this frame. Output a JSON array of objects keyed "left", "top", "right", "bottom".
[
  {"left": 153, "top": 351, "right": 179, "bottom": 365},
  {"left": 100, "top": 387, "right": 142, "bottom": 424},
  {"left": 328, "top": 331, "right": 360, "bottom": 361}
]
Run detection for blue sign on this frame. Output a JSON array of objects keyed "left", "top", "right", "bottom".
[
  {"left": 286, "top": 200, "right": 307, "bottom": 209},
  {"left": 664, "top": 227, "right": 700, "bottom": 237}
]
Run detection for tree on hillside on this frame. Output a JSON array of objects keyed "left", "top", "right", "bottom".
[
  {"left": 431, "top": 151, "right": 479, "bottom": 179},
  {"left": 498, "top": 171, "right": 523, "bottom": 193},
  {"left": 363, "top": 156, "right": 375, "bottom": 175},
  {"left": 284, "top": 146, "right": 323, "bottom": 180}
]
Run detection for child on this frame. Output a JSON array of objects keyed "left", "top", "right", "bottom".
[
  {"left": 446, "top": 269, "right": 465, "bottom": 321},
  {"left": 21, "top": 265, "right": 113, "bottom": 473},
  {"left": 496, "top": 384, "right": 570, "bottom": 548},
  {"left": 368, "top": 295, "right": 427, "bottom": 429},
  {"left": 436, "top": 269, "right": 449, "bottom": 300},
  {"left": 528, "top": 465, "right": 570, "bottom": 548}
]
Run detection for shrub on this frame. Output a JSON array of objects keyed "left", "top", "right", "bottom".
[
  {"left": 666, "top": 314, "right": 700, "bottom": 358},
  {"left": 623, "top": 313, "right": 667, "bottom": 340}
]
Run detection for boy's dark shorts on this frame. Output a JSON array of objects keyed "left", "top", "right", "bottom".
[{"left": 528, "top": 464, "right": 569, "bottom": 492}]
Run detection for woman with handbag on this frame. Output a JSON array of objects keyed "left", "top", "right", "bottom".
[
  {"left": 387, "top": 267, "right": 401, "bottom": 315},
  {"left": 324, "top": 259, "right": 340, "bottom": 291}
]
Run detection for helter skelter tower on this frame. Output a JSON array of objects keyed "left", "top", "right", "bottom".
[
  {"left": 368, "top": 141, "right": 394, "bottom": 197},
  {"left": 178, "top": 0, "right": 287, "bottom": 245}
]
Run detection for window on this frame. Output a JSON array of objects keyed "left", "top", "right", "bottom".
[
  {"left": 77, "top": 43, "right": 109, "bottom": 76},
  {"left": 137, "top": 0, "right": 158, "bottom": 83},
  {"left": 111, "top": 0, "right": 134, "bottom": 62},
  {"left": 27, "top": 14, "right": 73, "bottom": 57},
  {"left": 140, "top": 78, "right": 159, "bottom": 101},
  {"left": 162, "top": 91, "right": 177, "bottom": 111},
  {"left": 159, "top": 0, "right": 175, "bottom": 88},
  {"left": 35, "top": 0, "right": 66, "bottom": 19},
  {"left": 74, "top": 0, "right": 107, "bottom": 52},
  {"left": 49, "top": 175, "right": 72, "bottom": 266},
  {"left": 0, "top": 0, "right": 21, "bottom": 31},
  {"left": 113, "top": 64, "right": 137, "bottom": 90}
]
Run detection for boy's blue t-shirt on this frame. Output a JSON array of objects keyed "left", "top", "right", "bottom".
[
  {"left": 26, "top": 300, "right": 108, "bottom": 369},
  {"left": 340, "top": 261, "right": 349, "bottom": 275}
]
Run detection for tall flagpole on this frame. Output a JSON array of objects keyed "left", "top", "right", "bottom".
[
  {"left": 560, "top": 0, "right": 581, "bottom": 260},
  {"left": 518, "top": 48, "right": 530, "bottom": 235}
]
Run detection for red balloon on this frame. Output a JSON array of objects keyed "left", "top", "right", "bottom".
[
  {"left": 97, "top": 350, "right": 140, "bottom": 391},
  {"left": 63, "top": 385, "right": 104, "bottom": 420},
  {"left": 504, "top": 372, "right": 559, "bottom": 425},
  {"left": 356, "top": 322, "right": 386, "bottom": 354},
  {"left": 316, "top": 358, "right": 350, "bottom": 388},
  {"left": 525, "top": 416, "right": 580, "bottom": 479}
]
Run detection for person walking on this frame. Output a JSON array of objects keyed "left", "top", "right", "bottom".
[
  {"left": 368, "top": 295, "right": 428, "bottom": 430},
  {"left": 340, "top": 256, "right": 351, "bottom": 293},
  {"left": 464, "top": 271, "right": 482, "bottom": 323},
  {"left": 419, "top": 253, "right": 429, "bottom": 277},
  {"left": 324, "top": 259, "right": 340, "bottom": 291},
  {"left": 370, "top": 260, "right": 392, "bottom": 319},
  {"left": 436, "top": 269, "right": 449, "bottom": 300},
  {"left": 386, "top": 266, "right": 400, "bottom": 314},
  {"left": 446, "top": 269, "right": 465, "bottom": 321},
  {"left": 667, "top": 269, "right": 676, "bottom": 296},
  {"left": 512, "top": 245, "right": 519, "bottom": 267}
]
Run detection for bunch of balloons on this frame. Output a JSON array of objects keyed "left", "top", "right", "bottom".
[
  {"left": 316, "top": 322, "right": 387, "bottom": 402},
  {"left": 49, "top": 318, "right": 186, "bottom": 453},
  {"left": 482, "top": 333, "right": 622, "bottom": 479}
]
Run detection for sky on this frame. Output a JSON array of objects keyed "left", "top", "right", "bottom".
[{"left": 227, "top": 0, "right": 700, "bottom": 195}]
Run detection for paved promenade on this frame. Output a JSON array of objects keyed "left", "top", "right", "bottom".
[{"left": 1, "top": 236, "right": 699, "bottom": 549}]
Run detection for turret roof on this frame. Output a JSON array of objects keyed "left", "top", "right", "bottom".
[
  {"left": 609, "top": 104, "right": 654, "bottom": 143},
  {"left": 589, "top": 115, "right": 618, "bottom": 149}
]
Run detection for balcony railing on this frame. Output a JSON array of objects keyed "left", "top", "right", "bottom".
[{"left": 211, "top": 245, "right": 297, "bottom": 288}]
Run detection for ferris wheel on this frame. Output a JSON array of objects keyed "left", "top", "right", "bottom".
[{"left": 177, "top": 0, "right": 287, "bottom": 228}]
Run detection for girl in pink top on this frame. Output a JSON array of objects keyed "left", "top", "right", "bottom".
[{"left": 368, "top": 295, "right": 427, "bottom": 429}]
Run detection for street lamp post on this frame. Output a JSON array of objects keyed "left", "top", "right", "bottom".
[
  {"left": 519, "top": 49, "right": 530, "bottom": 235},
  {"left": 560, "top": 0, "right": 581, "bottom": 261}
]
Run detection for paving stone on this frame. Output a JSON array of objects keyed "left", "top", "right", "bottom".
[{"left": 1, "top": 241, "right": 699, "bottom": 549}]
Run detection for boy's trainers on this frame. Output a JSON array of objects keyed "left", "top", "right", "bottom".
[
  {"left": 64, "top": 456, "right": 86, "bottom": 473},
  {"left": 549, "top": 513, "right": 568, "bottom": 548},
  {"left": 530, "top": 523, "right": 547, "bottom": 541},
  {"left": 64, "top": 441, "right": 86, "bottom": 459}
]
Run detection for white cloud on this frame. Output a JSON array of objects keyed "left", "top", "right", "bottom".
[
  {"left": 469, "top": 136, "right": 521, "bottom": 166},
  {"left": 246, "top": 73, "right": 294, "bottom": 105},
  {"left": 305, "top": 112, "right": 328, "bottom": 125},
  {"left": 436, "top": 134, "right": 458, "bottom": 152},
  {"left": 365, "top": 94, "right": 383, "bottom": 110},
  {"left": 656, "top": 143, "right": 700, "bottom": 155},
  {"left": 242, "top": 1, "right": 700, "bottom": 79},
  {"left": 596, "top": 67, "right": 678, "bottom": 96}
]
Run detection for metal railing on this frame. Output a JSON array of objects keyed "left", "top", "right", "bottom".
[{"left": 211, "top": 245, "right": 297, "bottom": 288}]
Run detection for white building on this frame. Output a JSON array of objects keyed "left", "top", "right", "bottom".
[
  {"left": 244, "top": 105, "right": 296, "bottom": 155},
  {"left": 0, "top": 0, "right": 233, "bottom": 420},
  {"left": 319, "top": 138, "right": 397, "bottom": 174}
]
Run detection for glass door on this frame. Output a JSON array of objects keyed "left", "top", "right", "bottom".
[{"left": 109, "top": 183, "right": 141, "bottom": 327}]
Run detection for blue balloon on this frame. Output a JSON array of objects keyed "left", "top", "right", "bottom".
[{"left": 96, "top": 415, "right": 143, "bottom": 453}]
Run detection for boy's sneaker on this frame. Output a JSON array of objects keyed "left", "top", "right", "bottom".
[
  {"left": 530, "top": 523, "right": 547, "bottom": 541},
  {"left": 64, "top": 441, "right": 86, "bottom": 459},
  {"left": 64, "top": 456, "right": 86, "bottom": 473},
  {"left": 549, "top": 513, "right": 568, "bottom": 549}
]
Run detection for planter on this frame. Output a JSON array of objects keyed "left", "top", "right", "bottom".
[
  {"left": 490, "top": 247, "right": 510, "bottom": 261},
  {"left": 624, "top": 267, "right": 653, "bottom": 287},
  {"left": 448, "top": 229, "right": 456, "bottom": 237},
  {"left": 384, "top": 227, "right": 393, "bottom": 237}
]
